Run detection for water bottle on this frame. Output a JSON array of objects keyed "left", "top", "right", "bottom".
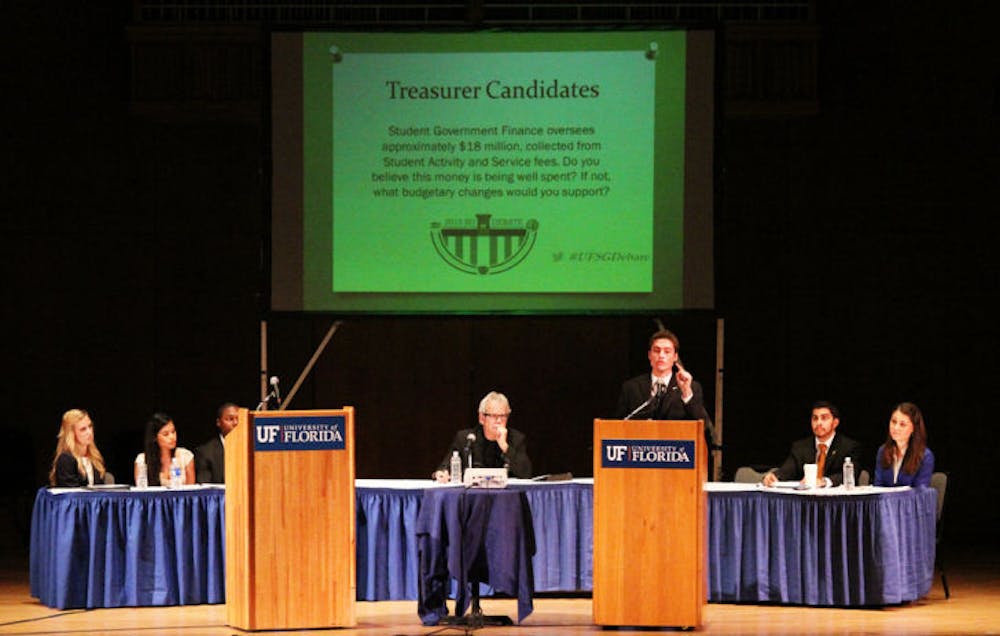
[
  {"left": 135, "top": 456, "right": 148, "bottom": 489},
  {"left": 170, "top": 457, "right": 183, "bottom": 488},
  {"left": 449, "top": 451, "right": 462, "bottom": 484},
  {"left": 843, "top": 456, "right": 855, "bottom": 490}
]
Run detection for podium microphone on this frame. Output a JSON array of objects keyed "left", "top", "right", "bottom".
[
  {"left": 464, "top": 433, "right": 476, "bottom": 470},
  {"left": 269, "top": 376, "right": 282, "bottom": 405},
  {"left": 623, "top": 383, "right": 667, "bottom": 420}
]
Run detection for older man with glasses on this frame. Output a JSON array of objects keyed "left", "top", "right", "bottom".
[{"left": 432, "top": 391, "right": 532, "bottom": 482}]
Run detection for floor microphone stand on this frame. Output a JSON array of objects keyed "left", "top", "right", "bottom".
[
  {"left": 438, "top": 492, "right": 513, "bottom": 633},
  {"left": 438, "top": 580, "right": 513, "bottom": 632}
]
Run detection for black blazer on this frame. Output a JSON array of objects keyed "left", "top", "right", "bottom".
[
  {"left": 436, "top": 424, "right": 532, "bottom": 479},
  {"left": 772, "top": 433, "right": 862, "bottom": 486},
  {"left": 194, "top": 436, "right": 225, "bottom": 484},
  {"left": 53, "top": 451, "right": 104, "bottom": 487},
  {"left": 614, "top": 373, "right": 714, "bottom": 440}
]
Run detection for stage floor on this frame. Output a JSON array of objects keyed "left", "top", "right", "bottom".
[{"left": 2, "top": 551, "right": 998, "bottom": 635}]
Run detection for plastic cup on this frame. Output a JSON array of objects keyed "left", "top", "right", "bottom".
[{"left": 803, "top": 463, "right": 818, "bottom": 488}]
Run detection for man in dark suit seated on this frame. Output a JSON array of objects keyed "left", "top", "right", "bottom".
[
  {"left": 432, "top": 391, "right": 532, "bottom": 482},
  {"left": 614, "top": 329, "right": 714, "bottom": 441},
  {"left": 763, "top": 400, "right": 862, "bottom": 488},
  {"left": 194, "top": 402, "right": 239, "bottom": 484}
]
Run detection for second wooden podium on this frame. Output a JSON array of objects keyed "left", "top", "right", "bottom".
[
  {"left": 592, "top": 418, "right": 707, "bottom": 629},
  {"left": 225, "top": 408, "right": 356, "bottom": 630}
]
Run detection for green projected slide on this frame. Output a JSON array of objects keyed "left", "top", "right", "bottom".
[
  {"left": 329, "top": 49, "right": 656, "bottom": 292},
  {"left": 272, "top": 31, "right": 714, "bottom": 313}
]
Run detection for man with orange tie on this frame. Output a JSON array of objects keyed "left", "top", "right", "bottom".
[{"left": 763, "top": 401, "right": 861, "bottom": 488}]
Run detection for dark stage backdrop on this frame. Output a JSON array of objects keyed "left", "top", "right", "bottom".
[
  {"left": 4, "top": 2, "right": 999, "bottom": 559},
  {"left": 261, "top": 314, "right": 720, "bottom": 480}
]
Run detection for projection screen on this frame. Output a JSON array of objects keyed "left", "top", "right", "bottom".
[{"left": 270, "top": 30, "right": 715, "bottom": 314}]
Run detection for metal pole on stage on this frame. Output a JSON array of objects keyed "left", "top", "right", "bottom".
[
  {"left": 280, "top": 320, "right": 343, "bottom": 410},
  {"left": 713, "top": 318, "right": 724, "bottom": 482},
  {"left": 259, "top": 319, "right": 268, "bottom": 407}
]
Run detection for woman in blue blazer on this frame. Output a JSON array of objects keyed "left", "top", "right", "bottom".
[{"left": 874, "top": 402, "right": 934, "bottom": 487}]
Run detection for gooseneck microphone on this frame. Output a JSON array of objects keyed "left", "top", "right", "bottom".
[
  {"left": 624, "top": 383, "right": 667, "bottom": 420},
  {"left": 464, "top": 433, "right": 476, "bottom": 470}
]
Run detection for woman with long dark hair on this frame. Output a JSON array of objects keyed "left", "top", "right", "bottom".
[
  {"left": 134, "top": 412, "right": 194, "bottom": 486},
  {"left": 874, "top": 402, "right": 934, "bottom": 487}
]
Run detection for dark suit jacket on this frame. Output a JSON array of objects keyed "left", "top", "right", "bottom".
[
  {"left": 194, "top": 435, "right": 225, "bottom": 484},
  {"left": 614, "top": 373, "right": 714, "bottom": 440},
  {"left": 436, "top": 424, "right": 532, "bottom": 479},
  {"left": 773, "top": 433, "right": 862, "bottom": 486},
  {"left": 53, "top": 451, "right": 104, "bottom": 487}
]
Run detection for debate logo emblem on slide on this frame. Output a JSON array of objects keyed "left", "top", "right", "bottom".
[{"left": 430, "top": 213, "right": 538, "bottom": 275}]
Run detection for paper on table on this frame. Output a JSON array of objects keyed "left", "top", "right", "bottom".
[{"left": 773, "top": 481, "right": 806, "bottom": 489}]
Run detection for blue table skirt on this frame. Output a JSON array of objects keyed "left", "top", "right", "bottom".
[
  {"left": 355, "top": 480, "right": 593, "bottom": 601},
  {"left": 31, "top": 481, "right": 589, "bottom": 610},
  {"left": 357, "top": 482, "right": 935, "bottom": 607},
  {"left": 415, "top": 488, "right": 535, "bottom": 624},
  {"left": 355, "top": 485, "right": 423, "bottom": 602},
  {"left": 707, "top": 487, "right": 937, "bottom": 605},
  {"left": 31, "top": 481, "right": 933, "bottom": 609},
  {"left": 30, "top": 487, "right": 226, "bottom": 609}
]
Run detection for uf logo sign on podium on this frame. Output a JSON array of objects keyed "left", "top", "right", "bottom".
[
  {"left": 602, "top": 439, "right": 695, "bottom": 469},
  {"left": 254, "top": 415, "right": 347, "bottom": 452}
]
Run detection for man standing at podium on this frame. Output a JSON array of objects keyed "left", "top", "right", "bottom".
[
  {"left": 433, "top": 391, "right": 532, "bottom": 482},
  {"left": 615, "top": 330, "right": 713, "bottom": 437}
]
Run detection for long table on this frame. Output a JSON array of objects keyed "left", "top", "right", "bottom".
[
  {"left": 706, "top": 483, "right": 937, "bottom": 605},
  {"left": 358, "top": 481, "right": 936, "bottom": 607},
  {"left": 30, "top": 480, "right": 935, "bottom": 610},
  {"left": 30, "top": 486, "right": 225, "bottom": 609},
  {"left": 30, "top": 480, "right": 592, "bottom": 610},
  {"left": 355, "top": 479, "right": 593, "bottom": 601}
]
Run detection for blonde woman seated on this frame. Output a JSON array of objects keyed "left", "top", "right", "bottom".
[
  {"left": 873, "top": 402, "right": 934, "bottom": 487},
  {"left": 49, "top": 409, "right": 107, "bottom": 487},
  {"left": 135, "top": 412, "right": 195, "bottom": 486}
]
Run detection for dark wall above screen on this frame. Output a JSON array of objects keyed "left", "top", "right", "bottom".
[{"left": 270, "top": 30, "right": 715, "bottom": 314}]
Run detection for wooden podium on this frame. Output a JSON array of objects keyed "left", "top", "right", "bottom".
[
  {"left": 592, "top": 419, "right": 706, "bottom": 629},
  {"left": 225, "top": 408, "right": 356, "bottom": 630}
]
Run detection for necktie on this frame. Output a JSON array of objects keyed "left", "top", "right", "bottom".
[{"left": 815, "top": 443, "right": 828, "bottom": 482}]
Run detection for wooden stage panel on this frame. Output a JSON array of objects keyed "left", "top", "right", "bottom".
[{"left": 2, "top": 576, "right": 995, "bottom": 636}]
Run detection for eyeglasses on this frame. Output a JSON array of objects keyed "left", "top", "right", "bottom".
[{"left": 482, "top": 412, "right": 509, "bottom": 420}]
